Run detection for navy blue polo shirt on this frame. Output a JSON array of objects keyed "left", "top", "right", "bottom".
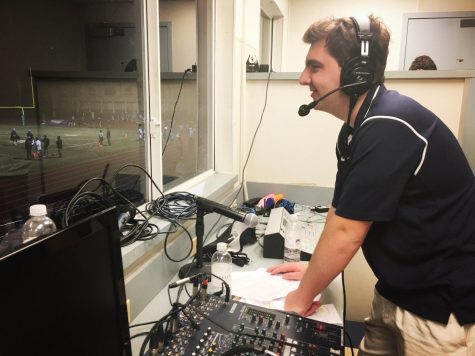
[{"left": 332, "top": 85, "right": 475, "bottom": 325}]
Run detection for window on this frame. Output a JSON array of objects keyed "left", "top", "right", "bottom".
[
  {"left": 0, "top": 0, "right": 225, "bottom": 231},
  {"left": 157, "top": 0, "right": 213, "bottom": 191},
  {"left": 259, "top": 0, "right": 284, "bottom": 72},
  {"left": 0, "top": 0, "right": 146, "bottom": 226}
]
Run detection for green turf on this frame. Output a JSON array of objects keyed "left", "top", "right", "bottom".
[{"left": 1, "top": 124, "right": 145, "bottom": 174}]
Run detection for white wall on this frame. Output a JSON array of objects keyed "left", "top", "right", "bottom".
[
  {"left": 244, "top": 76, "right": 467, "bottom": 187},
  {"left": 418, "top": 0, "right": 475, "bottom": 12},
  {"left": 286, "top": 0, "right": 417, "bottom": 71},
  {"left": 255, "top": 0, "right": 475, "bottom": 72},
  {"left": 159, "top": 0, "right": 197, "bottom": 72}
]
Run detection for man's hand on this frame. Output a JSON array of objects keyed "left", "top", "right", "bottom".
[
  {"left": 266, "top": 262, "right": 308, "bottom": 280},
  {"left": 284, "top": 289, "right": 321, "bottom": 316}
]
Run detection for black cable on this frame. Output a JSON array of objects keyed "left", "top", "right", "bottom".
[
  {"left": 129, "top": 319, "right": 164, "bottom": 329},
  {"left": 162, "top": 68, "right": 192, "bottom": 156},
  {"left": 110, "top": 163, "right": 164, "bottom": 198},
  {"left": 147, "top": 191, "right": 196, "bottom": 221},
  {"left": 183, "top": 77, "right": 273, "bottom": 243},
  {"left": 62, "top": 172, "right": 164, "bottom": 247},
  {"left": 344, "top": 329, "right": 355, "bottom": 356},
  {"left": 139, "top": 279, "right": 204, "bottom": 356},
  {"left": 162, "top": 219, "right": 194, "bottom": 262},
  {"left": 200, "top": 70, "right": 273, "bottom": 246},
  {"left": 138, "top": 308, "right": 183, "bottom": 356},
  {"left": 221, "top": 345, "right": 265, "bottom": 356},
  {"left": 208, "top": 272, "right": 230, "bottom": 302},
  {"left": 129, "top": 331, "right": 150, "bottom": 340},
  {"left": 233, "top": 70, "right": 273, "bottom": 203},
  {"left": 342, "top": 269, "right": 355, "bottom": 356},
  {"left": 62, "top": 177, "right": 112, "bottom": 226},
  {"left": 127, "top": 220, "right": 160, "bottom": 242},
  {"left": 143, "top": 191, "right": 197, "bottom": 261}
]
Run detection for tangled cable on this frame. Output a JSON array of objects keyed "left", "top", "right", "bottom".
[
  {"left": 145, "top": 191, "right": 197, "bottom": 222},
  {"left": 144, "top": 191, "right": 197, "bottom": 262}
]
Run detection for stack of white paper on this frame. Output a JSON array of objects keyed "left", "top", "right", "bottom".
[{"left": 231, "top": 268, "right": 342, "bottom": 326}]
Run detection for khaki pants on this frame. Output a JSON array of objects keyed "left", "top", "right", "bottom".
[{"left": 358, "top": 289, "right": 475, "bottom": 355}]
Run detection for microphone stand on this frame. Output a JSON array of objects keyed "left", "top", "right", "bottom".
[{"left": 178, "top": 203, "right": 211, "bottom": 278}]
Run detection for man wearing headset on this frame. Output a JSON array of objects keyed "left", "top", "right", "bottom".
[{"left": 268, "top": 15, "right": 475, "bottom": 354}]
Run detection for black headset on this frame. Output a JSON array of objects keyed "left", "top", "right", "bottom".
[{"left": 340, "top": 16, "right": 374, "bottom": 96}]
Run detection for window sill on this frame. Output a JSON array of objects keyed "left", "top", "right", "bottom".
[{"left": 121, "top": 171, "right": 238, "bottom": 273}]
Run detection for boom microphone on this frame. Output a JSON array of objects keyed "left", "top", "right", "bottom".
[
  {"left": 298, "top": 82, "right": 368, "bottom": 117},
  {"left": 195, "top": 196, "right": 259, "bottom": 228}
]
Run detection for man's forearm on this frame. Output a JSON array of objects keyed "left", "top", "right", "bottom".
[{"left": 295, "top": 208, "right": 371, "bottom": 304}]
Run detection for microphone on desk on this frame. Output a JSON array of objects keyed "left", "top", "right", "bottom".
[
  {"left": 178, "top": 197, "right": 258, "bottom": 280},
  {"left": 195, "top": 196, "right": 259, "bottom": 228},
  {"left": 298, "top": 82, "right": 368, "bottom": 117}
]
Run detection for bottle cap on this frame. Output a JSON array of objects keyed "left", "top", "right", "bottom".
[
  {"left": 217, "top": 242, "right": 228, "bottom": 252},
  {"left": 29, "top": 204, "right": 47, "bottom": 217}
]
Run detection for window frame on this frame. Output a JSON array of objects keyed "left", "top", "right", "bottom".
[{"left": 122, "top": 1, "right": 240, "bottom": 319}]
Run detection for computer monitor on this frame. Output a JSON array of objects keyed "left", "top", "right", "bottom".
[{"left": 0, "top": 207, "right": 132, "bottom": 356}]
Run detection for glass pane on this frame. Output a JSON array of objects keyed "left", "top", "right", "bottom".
[
  {"left": 159, "top": 0, "right": 210, "bottom": 190},
  {"left": 0, "top": 0, "right": 146, "bottom": 228}
]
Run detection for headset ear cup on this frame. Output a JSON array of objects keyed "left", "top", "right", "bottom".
[{"left": 340, "top": 57, "right": 374, "bottom": 95}]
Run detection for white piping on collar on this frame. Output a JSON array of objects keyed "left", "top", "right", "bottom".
[{"left": 363, "top": 85, "right": 381, "bottom": 120}]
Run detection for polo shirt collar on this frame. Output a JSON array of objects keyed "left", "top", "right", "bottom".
[{"left": 354, "top": 84, "right": 384, "bottom": 130}]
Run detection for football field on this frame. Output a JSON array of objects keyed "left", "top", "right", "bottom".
[
  {"left": 1, "top": 124, "right": 144, "bottom": 172},
  {"left": 0, "top": 124, "right": 146, "bottom": 220}
]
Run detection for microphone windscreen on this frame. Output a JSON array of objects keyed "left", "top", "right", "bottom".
[
  {"left": 244, "top": 213, "right": 259, "bottom": 228},
  {"left": 298, "top": 104, "right": 310, "bottom": 117}
]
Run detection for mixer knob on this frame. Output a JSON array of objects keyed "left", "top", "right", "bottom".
[
  {"left": 258, "top": 317, "right": 263, "bottom": 325},
  {"left": 275, "top": 321, "right": 281, "bottom": 329},
  {"left": 285, "top": 314, "right": 290, "bottom": 324},
  {"left": 267, "top": 319, "right": 273, "bottom": 328},
  {"left": 251, "top": 315, "right": 256, "bottom": 323}
]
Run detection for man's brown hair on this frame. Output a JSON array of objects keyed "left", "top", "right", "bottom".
[{"left": 303, "top": 15, "right": 390, "bottom": 85}]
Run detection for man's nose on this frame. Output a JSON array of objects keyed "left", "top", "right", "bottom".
[{"left": 299, "top": 69, "right": 310, "bottom": 86}]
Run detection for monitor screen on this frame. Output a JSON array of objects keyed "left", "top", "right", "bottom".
[{"left": 0, "top": 207, "right": 132, "bottom": 356}]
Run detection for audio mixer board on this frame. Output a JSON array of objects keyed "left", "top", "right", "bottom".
[{"left": 161, "top": 295, "right": 343, "bottom": 355}]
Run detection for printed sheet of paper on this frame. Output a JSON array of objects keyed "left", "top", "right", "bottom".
[{"left": 231, "top": 268, "right": 342, "bottom": 325}]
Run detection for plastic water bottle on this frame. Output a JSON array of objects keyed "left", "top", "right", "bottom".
[
  {"left": 284, "top": 214, "right": 301, "bottom": 262},
  {"left": 21, "top": 204, "right": 57, "bottom": 243},
  {"left": 210, "top": 242, "right": 232, "bottom": 294}
]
